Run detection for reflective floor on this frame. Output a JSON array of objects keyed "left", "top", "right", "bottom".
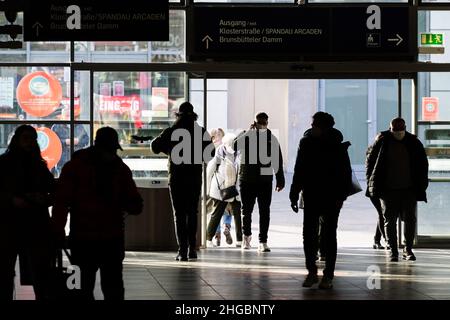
[{"left": 15, "top": 247, "right": 450, "bottom": 300}]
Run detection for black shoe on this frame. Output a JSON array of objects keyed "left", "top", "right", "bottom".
[
  {"left": 389, "top": 250, "right": 399, "bottom": 262},
  {"left": 175, "top": 253, "right": 188, "bottom": 261},
  {"left": 188, "top": 249, "right": 198, "bottom": 260},
  {"left": 403, "top": 248, "right": 416, "bottom": 261},
  {"left": 373, "top": 243, "right": 385, "bottom": 250}
]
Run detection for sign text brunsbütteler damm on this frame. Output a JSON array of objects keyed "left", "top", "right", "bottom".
[
  {"left": 188, "top": 5, "right": 414, "bottom": 61},
  {"left": 23, "top": 0, "right": 168, "bottom": 41}
]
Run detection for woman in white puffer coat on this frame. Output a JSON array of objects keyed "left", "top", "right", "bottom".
[{"left": 206, "top": 133, "right": 242, "bottom": 247}]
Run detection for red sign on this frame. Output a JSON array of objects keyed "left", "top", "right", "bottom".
[
  {"left": 98, "top": 95, "right": 141, "bottom": 114},
  {"left": 422, "top": 97, "right": 439, "bottom": 121},
  {"left": 16, "top": 71, "right": 63, "bottom": 118},
  {"left": 36, "top": 127, "right": 62, "bottom": 170}
]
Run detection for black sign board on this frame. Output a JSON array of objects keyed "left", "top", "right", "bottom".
[
  {"left": 188, "top": 5, "right": 415, "bottom": 61},
  {"left": 23, "top": 0, "right": 168, "bottom": 41}
]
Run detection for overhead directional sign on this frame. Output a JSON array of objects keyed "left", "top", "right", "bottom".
[
  {"left": 188, "top": 5, "right": 414, "bottom": 61},
  {"left": 23, "top": 0, "right": 168, "bottom": 41}
]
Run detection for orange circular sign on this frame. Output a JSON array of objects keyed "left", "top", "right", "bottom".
[
  {"left": 16, "top": 71, "right": 63, "bottom": 118},
  {"left": 36, "top": 127, "right": 62, "bottom": 170}
]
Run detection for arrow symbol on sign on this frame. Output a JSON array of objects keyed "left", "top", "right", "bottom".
[
  {"left": 32, "top": 22, "right": 43, "bottom": 37},
  {"left": 202, "top": 35, "right": 213, "bottom": 50},
  {"left": 388, "top": 34, "right": 403, "bottom": 46}
]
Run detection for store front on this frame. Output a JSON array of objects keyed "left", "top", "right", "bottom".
[{"left": 1, "top": 0, "right": 450, "bottom": 247}]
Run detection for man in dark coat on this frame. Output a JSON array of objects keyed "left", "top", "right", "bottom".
[
  {"left": 289, "top": 112, "right": 352, "bottom": 289},
  {"left": 234, "top": 112, "right": 285, "bottom": 253},
  {"left": 366, "top": 118, "right": 428, "bottom": 262},
  {"left": 52, "top": 127, "right": 143, "bottom": 300},
  {"left": 151, "top": 102, "right": 215, "bottom": 261}
]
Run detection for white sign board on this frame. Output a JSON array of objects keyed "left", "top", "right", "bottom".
[{"left": 0, "top": 77, "right": 14, "bottom": 109}]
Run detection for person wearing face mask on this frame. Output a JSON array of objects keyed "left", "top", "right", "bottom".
[
  {"left": 234, "top": 112, "right": 285, "bottom": 253},
  {"left": 366, "top": 118, "right": 428, "bottom": 262},
  {"left": 289, "top": 112, "right": 352, "bottom": 290}
]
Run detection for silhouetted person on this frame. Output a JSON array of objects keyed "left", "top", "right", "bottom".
[
  {"left": 234, "top": 112, "right": 285, "bottom": 252},
  {"left": 151, "top": 102, "right": 215, "bottom": 261},
  {"left": 52, "top": 126, "right": 143, "bottom": 300},
  {"left": 290, "top": 112, "right": 352, "bottom": 289},
  {"left": 51, "top": 123, "right": 89, "bottom": 176},
  {"left": 0, "top": 125, "right": 55, "bottom": 300},
  {"left": 366, "top": 118, "right": 428, "bottom": 262}
]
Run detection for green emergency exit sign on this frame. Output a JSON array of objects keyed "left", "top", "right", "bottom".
[{"left": 420, "top": 33, "right": 444, "bottom": 46}]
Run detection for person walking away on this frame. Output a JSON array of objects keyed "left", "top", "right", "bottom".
[
  {"left": 52, "top": 126, "right": 143, "bottom": 300},
  {"left": 152, "top": 102, "right": 215, "bottom": 261}
]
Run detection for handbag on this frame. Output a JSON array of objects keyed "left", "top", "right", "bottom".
[
  {"left": 214, "top": 156, "right": 239, "bottom": 201},
  {"left": 348, "top": 170, "right": 363, "bottom": 196},
  {"left": 215, "top": 172, "right": 239, "bottom": 200}
]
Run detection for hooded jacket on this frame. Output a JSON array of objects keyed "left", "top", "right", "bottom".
[
  {"left": 206, "top": 144, "right": 241, "bottom": 202},
  {"left": 365, "top": 130, "right": 429, "bottom": 201},
  {"left": 289, "top": 127, "right": 352, "bottom": 203}
]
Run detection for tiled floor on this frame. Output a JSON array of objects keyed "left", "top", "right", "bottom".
[
  {"left": 15, "top": 246, "right": 450, "bottom": 300},
  {"left": 49, "top": 247, "right": 450, "bottom": 300}
]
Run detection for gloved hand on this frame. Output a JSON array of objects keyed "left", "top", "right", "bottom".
[{"left": 291, "top": 202, "right": 299, "bottom": 213}]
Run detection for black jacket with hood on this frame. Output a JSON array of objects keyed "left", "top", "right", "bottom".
[
  {"left": 365, "top": 130, "right": 429, "bottom": 201},
  {"left": 289, "top": 127, "right": 352, "bottom": 204}
]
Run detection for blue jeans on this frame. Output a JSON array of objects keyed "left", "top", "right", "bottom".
[{"left": 216, "top": 211, "right": 232, "bottom": 233}]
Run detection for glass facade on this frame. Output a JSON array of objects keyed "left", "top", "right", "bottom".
[{"left": 1, "top": 2, "right": 450, "bottom": 244}]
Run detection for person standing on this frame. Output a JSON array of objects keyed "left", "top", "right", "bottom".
[
  {"left": 234, "top": 112, "right": 285, "bottom": 252},
  {"left": 52, "top": 127, "right": 143, "bottom": 300},
  {"left": 0, "top": 125, "right": 55, "bottom": 300},
  {"left": 152, "top": 102, "right": 215, "bottom": 261},
  {"left": 366, "top": 118, "right": 428, "bottom": 262},
  {"left": 289, "top": 112, "right": 352, "bottom": 289}
]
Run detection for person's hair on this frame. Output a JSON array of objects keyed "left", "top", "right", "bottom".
[
  {"left": 6, "top": 125, "right": 47, "bottom": 165},
  {"left": 390, "top": 117, "right": 406, "bottom": 129},
  {"left": 255, "top": 112, "right": 269, "bottom": 125},
  {"left": 176, "top": 101, "right": 198, "bottom": 122},
  {"left": 312, "top": 112, "right": 335, "bottom": 129},
  {"left": 210, "top": 128, "right": 225, "bottom": 139}
]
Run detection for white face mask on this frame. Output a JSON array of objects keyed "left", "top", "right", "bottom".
[{"left": 391, "top": 130, "right": 406, "bottom": 141}]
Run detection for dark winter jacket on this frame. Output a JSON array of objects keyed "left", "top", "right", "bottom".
[
  {"left": 52, "top": 146, "right": 143, "bottom": 242},
  {"left": 289, "top": 128, "right": 352, "bottom": 203},
  {"left": 233, "top": 128, "right": 285, "bottom": 188},
  {"left": 151, "top": 117, "right": 215, "bottom": 184},
  {"left": 0, "top": 153, "right": 55, "bottom": 239},
  {"left": 365, "top": 130, "right": 428, "bottom": 201}
]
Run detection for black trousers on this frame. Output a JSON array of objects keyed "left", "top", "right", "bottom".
[
  {"left": 0, "top": 228, "right": 52, "bottom": 301},
  {"left": 70, "top": 238, "right": 125, "bottom": 301},
  {"left": 169, "top": 179, "right": 202, "bottom": 254},
  {"left": 380, "top": 189, "right": 417, "bottom": 254},
  {"left": 370, "top": 197, "right": 387, "bottom": 244},
  {"left": 206, "top": 198, "right": 242, "bottom": 242},
  {"left": 303, "top": 200, "right": 341, "bottom": 279},
  {"left": 240, "top": 181, "right": 273, "bottom": 243}
]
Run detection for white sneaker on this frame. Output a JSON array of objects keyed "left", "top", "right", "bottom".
[
  {"left": 206, "top": 240, "right": 215, "bottom": 248},
  {"left": 258, "top": 243, "right": 271, "bottom": 252},
  {"left": 236, "top": 241, "right": 242, "bottom": 248},
  {"left": 242, "top": 235, "right": 251, "bottom": 250}
]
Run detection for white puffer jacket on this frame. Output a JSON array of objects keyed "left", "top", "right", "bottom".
[{"left": 207, "top": 144, "right": 240, "bottom": 202}]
